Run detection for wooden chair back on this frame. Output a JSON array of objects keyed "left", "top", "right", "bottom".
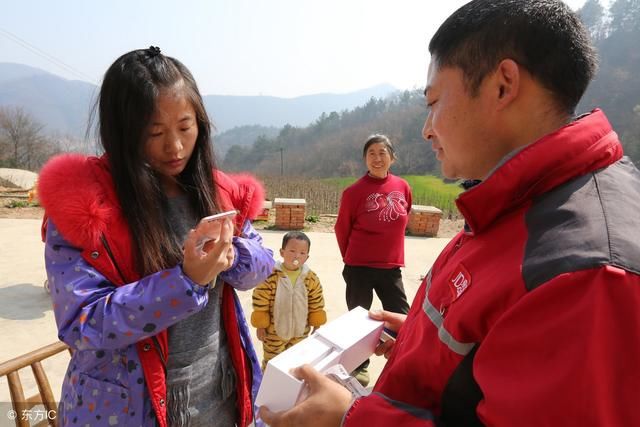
[{"left": 0, "top": 342, "right": 70, "bottom": 427}]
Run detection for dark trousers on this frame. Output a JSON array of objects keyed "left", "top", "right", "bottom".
[
  {"left": 343, "top": 265, "right": 410, "bottom": 315},
  {"left": 343, "top": 265, "right": 409, "bottom": 373}
]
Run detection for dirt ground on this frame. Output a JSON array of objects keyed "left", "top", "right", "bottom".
[
  {"left": 0, "top": 208, "right": 463, "bottom": 238},
  {"left": 0, "top": 188, "right": 463, "bottom": 238},
  {"left": 251, "top": 213, "right": 463, "bottom": 238}
]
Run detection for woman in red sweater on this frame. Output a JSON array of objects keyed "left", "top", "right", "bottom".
[{"left": 334, "top": 134, "right": 412, "bottom": 383}]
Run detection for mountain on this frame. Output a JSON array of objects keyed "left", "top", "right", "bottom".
[
  {"left": 213, "top": 125, "right": 281, "bottom": 157},
  {"left": 0, "top": 63, "right": 97, "bottom": 137},
  {"left": 222, "top": 91, "right": 436, "bottom": 176},
  {"left": 204, "top": 83, "right": 397, "bottom": 131},
  {"left": 224, "top": 0, "right": 640, "bottom": 177},
  {"left": 0, "top": 63, "right": 397, "bottom": 136},
  {"left": 0, "top": 63, "right": 48, "bottom": 84}
]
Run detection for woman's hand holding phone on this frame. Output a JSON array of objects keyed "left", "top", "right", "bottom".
[
  {"left": 182, "top": 211, "right": 237, "bottom": 286},
  {"left": 195, "top": 210, "right": 237, "bottom": 249}
]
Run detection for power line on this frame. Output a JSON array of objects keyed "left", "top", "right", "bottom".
[{"left": 0, "top": 27, "right": 96, "bottom": 84}]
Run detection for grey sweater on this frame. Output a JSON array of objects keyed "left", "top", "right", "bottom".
[{"left": 165, "top": 195, "right": 237, "bottom": 426}]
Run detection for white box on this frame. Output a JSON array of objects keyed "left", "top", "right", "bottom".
[{"left": 255, "top": 306, "right": 384, "bottom": 412}]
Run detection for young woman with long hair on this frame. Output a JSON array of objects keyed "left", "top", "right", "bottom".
[{"left": 38, "top": 47, "right": 274, "bottom": 427}]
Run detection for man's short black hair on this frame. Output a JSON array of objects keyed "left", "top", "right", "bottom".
[
  {"left": 429, "top": 0, "right": 598, "bottom": 114},
  {"left": 282, "top": 231, "right": 311, "bottom": 250}
]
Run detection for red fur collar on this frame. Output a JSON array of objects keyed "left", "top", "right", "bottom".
[
  {"left": 38, "top": 153, "right": 265, "bottom": 248},
  {"left": 39, "top": 154, "right": 114, "bottom": 248}
]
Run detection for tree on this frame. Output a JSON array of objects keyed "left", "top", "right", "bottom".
[
  {"left": 578, "top": 0, "right": 606, "bottom": 41},
  {"left": 609, "top": 0, "right": 640, "bottom": 34},
  {"left": 0, "top": 106, "right": 48, "bottom": 170},
  {"left": 221, "top": 144, "right": 249, "bottom": 170},
  {"left": 578, "top": 0, "right": 640, "bottom": 160},
  {"left": 337, "top": 159, "right": 361, "bottom": 177},
  {"left": 621, "top": 105, "right": 640, "bottom": 164}
]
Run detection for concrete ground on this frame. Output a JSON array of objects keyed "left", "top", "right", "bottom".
[{"left": 0, "top": 218, "right": 450, "bottom": 423}]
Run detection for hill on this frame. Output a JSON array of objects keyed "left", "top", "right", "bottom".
[
  {"left": 224, "top": 0, "right": 640, "bottom": 176},
  {"left": 222, "top": 91, "right": 436, "bottom": 176},
  {"left": 0, "top": 63, "right": 396, "bottom": 136},
  {"left": 0, "top": 63, "right": 96, "bottom": 137},
  {"left": 214, "top": 125, "right": 281, "bottom": 157},
  {"left": 205, "top": 83, "right": 396, "bottom": 132}
]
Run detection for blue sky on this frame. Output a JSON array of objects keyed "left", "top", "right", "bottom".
[{"left": 1, "top": 0, "right": 589, "bottom": 98}]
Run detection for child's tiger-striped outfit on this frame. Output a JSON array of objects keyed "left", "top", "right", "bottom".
[{"left": 251, "top": 261, "right": 327, "bottom": 369}]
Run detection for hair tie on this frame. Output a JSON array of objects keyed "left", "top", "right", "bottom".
[{"left": 148, "top": 46, "right": 161, "bottom": 57}]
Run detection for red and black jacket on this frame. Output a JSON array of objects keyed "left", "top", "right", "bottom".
[{"left": 344, "top": 110, "right": 640, "bottom": 426}]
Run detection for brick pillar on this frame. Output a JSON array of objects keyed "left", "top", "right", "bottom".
[
  {"left": 274, "top": 198, "right": 306, "bottom": 230},
  {"left": 255, "top": 200, "right": 272, "bottom": 221},
  {"left": 407, "top": 205, "right": 443, "bottom": 237}
]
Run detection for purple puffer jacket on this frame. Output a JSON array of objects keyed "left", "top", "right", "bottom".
[{"left": 45, "top": 219, "right": 274, "bottom": 426}]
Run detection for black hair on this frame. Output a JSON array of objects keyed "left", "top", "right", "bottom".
[
  {"left": 282, "top": 231, "right": 311, "bottom": 250},
  {"left": 362, "top": 134, "right": 397, "bottom": 160},
  {"left": 96, "top": 47, "right": 219, "bottom": 275},
  {"left": 428, "top": 0, "right": 597, "bottom": 114}
]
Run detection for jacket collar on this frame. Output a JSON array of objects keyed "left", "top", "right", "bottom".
[
  {"left": 39, "top": 154, "right": 266, "bottom": 250},
  {"left": 38, "top": 154, "right": 121, "bottom": 249},
  {"left": 456, "top": 109, "right": 623, "bottom": 234},
  {"left": 274, "top": 260, "right": 310, "bottom": 276}
]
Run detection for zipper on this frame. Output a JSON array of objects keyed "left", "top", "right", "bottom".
[
  {"left": 151, "top": 336, "right": 168, "bottom": 371},
  {"left": 99, "top": 235, "right": 128, "bottom": 285},
  {"left": 99, "top": 233, "right": 167, "bottom": 369},
  {"left": 440, "top": 303, "right": 449, "bottom": 317}
]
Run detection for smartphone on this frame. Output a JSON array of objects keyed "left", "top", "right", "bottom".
[
  {"left": 194, "top": 210, "right": 237, "bottom": 250},
  {"left": 379, "top": 327, "right": 397, "bottom": 344},
  {"left": 200, "top": 210, "right": 237, "bottom": 223}
]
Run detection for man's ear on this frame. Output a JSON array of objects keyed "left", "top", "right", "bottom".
[{"left": 494, "top": 59, "right": 520, "bottom": 109}]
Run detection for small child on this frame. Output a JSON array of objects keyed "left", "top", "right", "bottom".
[{"left": 251, "top": 231, "right": 327, "bottom": 370}]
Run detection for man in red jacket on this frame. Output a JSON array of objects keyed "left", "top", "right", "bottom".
[{"left": 261, "top": 0, "right": 640, "bottom": 426}]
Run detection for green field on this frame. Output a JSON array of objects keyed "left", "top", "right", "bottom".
[{"left": 323, "top": 175, "right": 462, "bottom": 216}]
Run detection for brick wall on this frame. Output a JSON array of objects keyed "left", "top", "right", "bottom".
[
  {"left": 274, "top": 198, "right": 306, "bottom": 230},
  {"left": 407, "top": 205, "right": 443, "bottom": 237}
]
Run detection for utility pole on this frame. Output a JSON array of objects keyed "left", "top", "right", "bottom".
[{"left": 280, "top": 147, "right": 284, "bottom": 176}]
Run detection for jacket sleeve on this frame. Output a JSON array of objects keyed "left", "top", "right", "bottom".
[
  {"left": 335, "top": 190, "right": 353, "bottom": 260},
  {"left": 472, "top": 267, "right": 640, "bottom": 426},
  {"left": 343, "top": 393, "right": 438, "bottom": 426},
  {"left": 219, "top": 219, "right": 275, "bottom": 291},
  {"left": 250, "top": 273, "right": 276, "bottom": 328},
  {"left": 306, "top": 271, "right": 327, "bottom": 327},
  {"left": 45, "top": 221, "right": 209, "bottom": 351}
]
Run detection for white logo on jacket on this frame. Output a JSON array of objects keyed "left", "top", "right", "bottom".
[{"left": 451, "top": 271, "right": 469, "bottom": 297}]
